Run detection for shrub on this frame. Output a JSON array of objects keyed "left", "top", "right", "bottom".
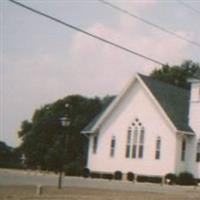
[
  {"left": 102, "top": 173, "right": 113, "bottom": 180},
  {"left": 114, "top": 171, "right": 123, "bottom": 180},
  {"left": 90, "top": 172, "right": 101, "bottom": 179},
  {"left": 196, "top": 179, "right": 200, "bottom": 184},
  {"left": 83, "top": 168, "right": 90, "bottom": 178},
  {"left": 177, "top": 172, "right": 196, "bottom": 185},
  {"left": 165, "top": 173, "right": 177, "bottom": 185},
  {"left": 127, "top": 172, "right": 135, "bottom": 181},
  {"left": 137, "top": 175, "right": 147, "bottom": 182},
  {"left": 137, "top": 175, "right": 162, "bottom": 183},
  {"left": 64, "top": 162, "right": 83, "bottom": 176}
]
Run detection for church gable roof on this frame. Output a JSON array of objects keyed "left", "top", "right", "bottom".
[
  {"left": 82, "top": 102, "right": 114, "bottom": 133},
  {"left": 139, "top": 74, "right": 193, "bottom": 133},
  {"left": 82, "top": 74, "right": 193, "bottom": 134}
]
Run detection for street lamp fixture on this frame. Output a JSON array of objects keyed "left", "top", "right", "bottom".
[
  {"left": 60, "top": 116, "right": 70, "bottom": 127},
  {"left": 58, "top": 116, "right": 70, "bottom": 189}
]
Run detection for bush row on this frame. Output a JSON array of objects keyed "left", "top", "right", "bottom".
[
  {"left": 83, "top": 169, "right": 197, "bottom": 185},
  {"left": 165, "top": 172, "right": 197, "bottom": 185}
]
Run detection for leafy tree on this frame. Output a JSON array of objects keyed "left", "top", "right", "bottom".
[
  {"left": 0, "top": 141, "right": 12, "bottom": 166},
  {"left": 18, "top": 120, "right": 32, "bottom": 138},
  {"left": 18, "top": 95, "right": 111, "bottom": 173},
  {"left": 0, "top": 141, "right": 22, "bottom": 168},
  {"left": 150, "top": 60, "right": 200, "bottom": 89}
]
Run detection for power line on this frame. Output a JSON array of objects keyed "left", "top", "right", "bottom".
[
  {"left": 98, "top": 0, "right": 200, "bottom": 48},
  {"left": 8, "top": 0, "right": 165, "bottom": 66},
  {"left": 177, "top": 0, "right": 200, "bottom": 15}
]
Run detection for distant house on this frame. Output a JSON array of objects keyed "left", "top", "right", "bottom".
[{"left": 82, "top": 72, "right": 200, "bottom": 178}]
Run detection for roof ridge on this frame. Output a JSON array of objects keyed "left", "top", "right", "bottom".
[{"left": 138, "top": 73, "right": 189, "bottom": 92}]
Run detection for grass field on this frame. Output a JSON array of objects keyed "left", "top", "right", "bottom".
[{"left": 0, "top": 185, "right": 200, "bottom": 200}]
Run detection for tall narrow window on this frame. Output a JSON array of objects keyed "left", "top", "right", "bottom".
[
  {"left": 196, "top": 140, "right": 200, "bottom": 162},
  {"left": 132, "top": 127, "right": 138, "bottom": 158},
  {"left": 138, "top": 127, "right": 145, "bottom": 158},
  {"left": 126, "top": 128, "right": 132, "bottom": 158},
  {"left": 125, "top": 118, "right": 145, "bottom": 159},
  {"left": 110, "top": 136, "right": 116, "bottom": 157},
  {"left": 181, "top": 139, "right": 186, "bottom": 161},
  {"left": 93, "top": 135, "right": 98, "bottom": 154},
  {"left": 155, "top": 137, "right": 161, "bottom": 159}
]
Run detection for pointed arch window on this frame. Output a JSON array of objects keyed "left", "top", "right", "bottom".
[
  {"left": 138, "top": 127, "right": 145, "bottom": 158},
  {"left": 125, "top": 118, "right": 145, "bottom": 159},
  {"left": 132, "top": 127, "right": 138, "bottom": 158},
  {"left": 126, "top": 128, "right": 132, "bottom": 158}
]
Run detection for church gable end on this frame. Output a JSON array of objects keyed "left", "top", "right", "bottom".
[{"left": 82, "top": 74, "right": 193, "bottom": 135}]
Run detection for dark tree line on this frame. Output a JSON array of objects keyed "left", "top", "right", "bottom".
[{"left": 0, "top": 141, "right": 22, "bottom": 168}]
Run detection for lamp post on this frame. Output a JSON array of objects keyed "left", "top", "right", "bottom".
[{"left": 58, "top": 116, "right": 70, "bottom": 189}]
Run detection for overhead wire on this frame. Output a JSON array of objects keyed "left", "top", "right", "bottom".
[
  {"left": 177, "top": 0, "right": 200, "bottom": 15},
  {"left": 98, "top": 0, "right": 200, "bottom": 48},
  {"left": 8, "top": 0, "right": 165, "bottom": 66}
]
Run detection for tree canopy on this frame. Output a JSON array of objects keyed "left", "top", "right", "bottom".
[
  {"left": 0, "top": 141, "right": 22, "bottom": 168},
  {"left": 150, "top": 60, "right": 200, "bottom": 89},
  {"left": 18, "top": 95, "right": 114, "bottom": 174}
]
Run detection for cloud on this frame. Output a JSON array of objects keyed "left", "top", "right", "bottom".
[{"left": 68, "top": 14, "right": 189, "bottom": 95}]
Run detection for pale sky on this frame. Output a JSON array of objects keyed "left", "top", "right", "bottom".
[{"left": 1, "top": 0, "right": 200, "bottom": 147}]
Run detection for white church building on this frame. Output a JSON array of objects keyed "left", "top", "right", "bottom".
[{"left": 82, "top": 72, "right": 200, "bottom": 178}]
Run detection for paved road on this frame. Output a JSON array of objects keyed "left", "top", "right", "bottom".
[
  {"left": 0, "top": 169, "right": 58, "bottom": 186},
  {"left": 0, "top": 169, "right": 200, "bottom": 195}
]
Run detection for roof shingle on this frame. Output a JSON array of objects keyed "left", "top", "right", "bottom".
[{"left": 139, "top": 74, "right": 193, "bottom": 132}]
